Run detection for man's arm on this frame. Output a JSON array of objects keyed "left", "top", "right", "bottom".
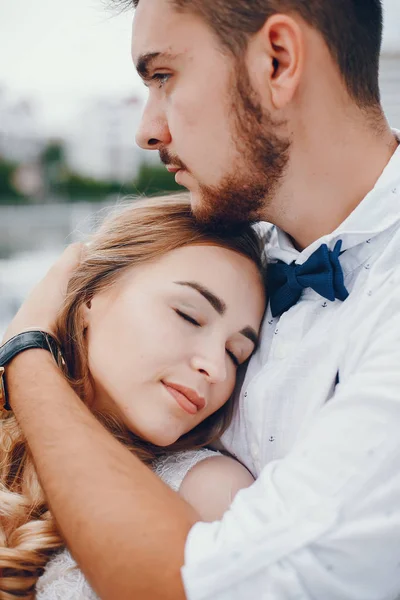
[
  {"left": 8, "top": 349, "right": 198, "bottom": 600},
  {"left": 7, "top": 247, "right": 400, "bottom": 600},
  {"left": 181, "top": 281, "right": 400, "bottom": 600}
]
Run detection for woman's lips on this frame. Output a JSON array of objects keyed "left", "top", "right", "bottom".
[{"left": 162, "top": 382, "right": 205, "bottom": 416}]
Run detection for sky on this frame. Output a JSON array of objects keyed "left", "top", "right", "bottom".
[
  {"left": 1, "top": 0, "right": 400, "bottom": 134},
  {"left": 1, "top": 0, "right": 138, "bottom": 133}
]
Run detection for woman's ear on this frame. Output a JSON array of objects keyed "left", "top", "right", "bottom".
[{"left": 81, "top": 299, "right": 92, "bottom": 330}]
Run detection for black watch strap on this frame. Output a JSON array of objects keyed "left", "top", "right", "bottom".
[{"left": 0, "top": 330, "right": 62, "bottom": 411}]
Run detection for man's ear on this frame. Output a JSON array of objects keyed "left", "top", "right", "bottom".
[{"left": 254, "top": 13, "right": 304, "bottom": 110}]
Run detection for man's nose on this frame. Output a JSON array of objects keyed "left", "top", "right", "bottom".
[{"left": 135, "top": 99, "right": 172, "bottom": 150}]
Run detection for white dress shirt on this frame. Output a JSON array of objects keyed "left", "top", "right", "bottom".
[{"left": 182, "top": 137, "right": 400, "bottom": 600}]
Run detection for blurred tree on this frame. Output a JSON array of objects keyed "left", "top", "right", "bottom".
[
  {"left": 0, "top": 159, "right": 24, "bottom": 203},
  {"left": 40, "top": 140, "right": 68, "bottom": 198},
  {"left": 0, "top": 156, "right": 185, "bottom": 205},
  {"left": 134, "top": 163, "right": 184, "bottom": 196},
  {"left": 65, "top": 173, "right": 120, "bottom": 201},
  {"left": 41, "top": 142, "right": 65, "bottom": 164}
]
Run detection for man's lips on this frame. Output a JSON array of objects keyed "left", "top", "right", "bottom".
[
  {"left": 166, "top": 166, "right": 182, "bottom": 173},
  {"left": 162, "top": 381, "right": 206, "bottom": 415}
]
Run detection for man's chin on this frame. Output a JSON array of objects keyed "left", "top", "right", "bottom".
[
  {"left": 186, "top": 176, "right": 266, "bottom": 231},
  {"left": 187, "top": 189, "right": 201, "bottom": 211},
  {"left": 184, "top": 187, "right": 210, "bottom": 220},
  {"left": 188, "top": 190, "right": 214, "bottom": 224}
]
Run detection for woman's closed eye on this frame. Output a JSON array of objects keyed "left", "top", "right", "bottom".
[
  {"left": 176, "top": 309, "right": 241, "bottom": 367},
  {"left": 226, "top": 349, "right": 240, "bottom": 368},
  {"left": 175, "top": 309, "right": 201, "bottom": 327}
]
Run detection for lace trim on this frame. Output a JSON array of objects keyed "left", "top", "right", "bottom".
[
  {"left": 36, "top": 550, "right": 99, "bottom": 600},
  {"left": 153, "top": 448, "right": 221, "bottom": 491}
]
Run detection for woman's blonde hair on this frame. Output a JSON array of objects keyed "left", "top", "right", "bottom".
[{"left": 0, "top": 194, "right": 264, "bottom": 598}]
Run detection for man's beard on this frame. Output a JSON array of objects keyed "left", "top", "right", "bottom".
[
  {"left": 160, "top": 61, "right": 291, "bottom": 232},
  {"left": 194, "top": 63, "right": 291, "bottom": 231}
]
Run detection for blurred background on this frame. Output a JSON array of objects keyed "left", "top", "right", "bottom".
[{"left": 0, "top": 0, "right": 399, "bottom": 336}]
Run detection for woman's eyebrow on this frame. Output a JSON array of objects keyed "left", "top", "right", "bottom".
[
  {"left": 174, "top": 281, "right": 226, "bottom": 315},
  {"left": 174, "top": 281, "right": 260, "bottom": 348},
  {"left": 174, "top": 281, "right": 259, "bottom": 347}
]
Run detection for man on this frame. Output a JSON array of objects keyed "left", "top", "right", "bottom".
[{"left": 2, "top": 0, "right": 400, "bottom": 598}]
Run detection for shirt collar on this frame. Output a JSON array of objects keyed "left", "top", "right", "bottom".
[{"left": 268, "top": 131, "right": 400, "bottom": 266}]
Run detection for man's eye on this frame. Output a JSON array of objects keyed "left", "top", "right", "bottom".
[
  {"left": 152, "top": 73, "right": 171, "bottom": 88},
  {"left": 175, "top": 309, "right": 201, "bottom": 327},
  {"left": 226, "top": 349, "right": 240, "bottom": 368}
]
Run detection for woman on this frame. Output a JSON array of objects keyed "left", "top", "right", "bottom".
[{"left": 0, "top": 194, "right": 266, "bottom": 599}]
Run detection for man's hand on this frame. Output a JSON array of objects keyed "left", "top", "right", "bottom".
[{"left": 2, "top": 243, "right": 84, "bottom": 344}]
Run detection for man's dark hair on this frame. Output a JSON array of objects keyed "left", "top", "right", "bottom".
[{"left": 124, "top": 0, "right": 383, "bottom": 108}]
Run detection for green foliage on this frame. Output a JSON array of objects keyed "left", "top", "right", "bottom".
[
  {"left": 0, "top": 153, "right": 184, "bottom": 204},
  {"left": 40, "top": 141, "right": 66, "bottom": 166},
  {"left": 0, "top": 159, "right": 24, "bottom": 204},
  {"left": 64, "top": 174, "right": 141, "bottom": 202},
  {"left": 64, "top": 173, "right": 118, "bottom": 200},
  {"left": 63, "top": 162, "right": 184, "bottom": 201},
  {"left": 134, "top": 163, "right": 184, "bottom": 196}
]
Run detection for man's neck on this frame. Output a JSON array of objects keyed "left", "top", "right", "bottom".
[{"left": 266, "top": 113, "right": 398, "bottom": 251}]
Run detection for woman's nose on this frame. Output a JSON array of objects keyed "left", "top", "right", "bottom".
[
  {"left": 135, "top": 99, "right": 172, "bottom": 150},
  {"left": 190, "top": 349, "right": 228, "bottom": 384}
]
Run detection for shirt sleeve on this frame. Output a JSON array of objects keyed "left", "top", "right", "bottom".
[{"left": 182, "top": 284, "right": 400, "bottom": 600}]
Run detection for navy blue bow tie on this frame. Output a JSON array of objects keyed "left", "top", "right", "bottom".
[{"left": 267, "top": 240, "right": 349, "bottom": 318}]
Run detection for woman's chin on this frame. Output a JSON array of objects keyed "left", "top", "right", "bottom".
[
  {"left": 140, "top": 431, "right": 179, "bottom": 448},
  {"left": 131, "top": 423, "right": 181, "bottom": 448},
  {"left": 115, "top": 410, "right": 185, "bottom": 448}
]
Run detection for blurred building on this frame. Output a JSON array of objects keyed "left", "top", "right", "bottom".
[
  {"left": 380, "top": 8, "right": 400, "bottom": 126},
  {"left": 380, "top": 50, "right": 400, "bottom": 125},
  {"left": 0, "top": 88, "right": 155, "bottom": 186},
  {"left": 0, "top": 89, "right": 44, "bottom": 163},
  {"left": 66, "top": 94, "right": 151, "bottom": 183}
]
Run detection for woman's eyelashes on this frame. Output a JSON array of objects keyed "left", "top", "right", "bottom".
[
  {"left": 175, "top": 309, "right": 240, "bottom": 367},
  {"left": 175, "top": 309, "right": 201, "bottom": 327},
  {"left": 226, "top": 350, "right": 240, "bottom": 368}
]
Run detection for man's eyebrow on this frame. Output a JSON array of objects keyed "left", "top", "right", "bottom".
[
  {"left": 174, "top": 281, "right": 260, "bottom": 348},
  {"left": 136, "top": 52, "right": 178, "bottom": 79},
  {"left": 174, "top": 281, "right": 226, "bottom": 315}
]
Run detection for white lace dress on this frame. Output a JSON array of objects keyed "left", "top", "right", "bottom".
[{"left": 35, "top": 449, "right": 220, "bottom": 600}]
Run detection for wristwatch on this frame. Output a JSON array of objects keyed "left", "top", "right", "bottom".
[{"left": 0, "top": 330, "right": 62, "bottom": 411}]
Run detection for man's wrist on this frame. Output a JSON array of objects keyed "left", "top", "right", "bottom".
[{"left": 3, "top": 345, "right": 60, "bottom": 412}]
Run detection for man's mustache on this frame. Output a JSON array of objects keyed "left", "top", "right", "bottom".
[{"left": 159, "top": 147, "right": 188, "bottom": 172}]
